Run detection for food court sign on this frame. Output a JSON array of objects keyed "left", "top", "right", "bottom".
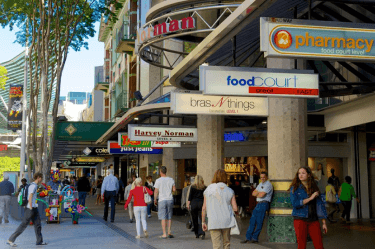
[
  {"left": 199, "top": 66, "right": 319, "bottom": 98},
  {"left": 128, "top": 125, "right": 198, "bottom": 142},
  {"left": 260, "top": 17, "right": 375, "bottom": 61}
]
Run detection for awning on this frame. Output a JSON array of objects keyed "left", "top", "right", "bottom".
[{"left": 95, "top": 102, "right": 171, "bottom": 144}]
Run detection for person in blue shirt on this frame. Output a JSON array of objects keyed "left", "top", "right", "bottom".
[
  {"left": 101, "top": 168, "right": 119, "bottom": 222},
  {"left": 241, "top": 172, "right": 273, "bottom": 244},
  {"left": 290, "top": 166, "right": 328, "bottom": 249},
  {"left": 0, "top": 173, "right": 15, "bottom": 224},
  {"left": 47, "top": 179, "right": 61, "bottom": 192}
]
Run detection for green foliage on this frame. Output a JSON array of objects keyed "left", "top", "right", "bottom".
[
  {"left": 0, "top": 65, "right": 9, "bottom": 90},
  {"left": 0, "top": 157, "right": 20, "bottom": 181}
]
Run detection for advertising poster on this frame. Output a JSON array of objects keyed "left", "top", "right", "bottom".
[{"left": 7, "top": 84, "right": 23, "bottom": 130}]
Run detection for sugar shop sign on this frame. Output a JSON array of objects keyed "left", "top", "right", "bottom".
[
  {"left": 199, "top": 66, "right": 319, "bottom": 98},
  {"left": 128, "top": 125, "right": 198, "bottom": 142},
  {"left": 260, "top": 17, "right": 375, "bottom": 61},
  {"left": 118, "top": 133, "right": 181, "bottom": 148},
  {"left": 171, "top": 90, "right": 268, "bottom": 116}
]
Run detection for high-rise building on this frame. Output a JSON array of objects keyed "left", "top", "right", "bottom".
[{"left": 66, "top": 92, "right": 88, "bottom": 105}]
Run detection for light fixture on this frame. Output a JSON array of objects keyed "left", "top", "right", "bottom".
[
  {"left": 262, "top": 120, "right": 267, "bottom": 124},
  {"left": 201, "top": 62, "right": 209, "bottom": 66},
  {"left": 134, "top": 117, "right": 139, "bottom": 120}
]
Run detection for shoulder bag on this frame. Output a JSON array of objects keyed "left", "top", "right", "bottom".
[
  {"left": 326, "top": 186, "right": 337, "bottom": 203},
  {"left": 143, "top": 186, "right": 152, "bottom": 204}
]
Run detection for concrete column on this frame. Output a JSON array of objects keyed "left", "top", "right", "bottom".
[
  {"left": 267, "top": 58, "right": 308, "bottom": 243},
  {"left": 358, "top": 132, "right": 370, "bottom": 219},
  {"left": 163, "top": 116, "right": 181, "bottom": 182},
  {"left": 197, "top": 115, "right": 224, "bottom": 185}
]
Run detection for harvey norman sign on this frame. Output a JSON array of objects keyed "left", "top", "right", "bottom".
[
  {"left": 260, "top": 17, "right": 375, "bottom": 61},
  {"left": 128, "top": 125, "right": 198, "bottom": 142},
  {"left": 171, "top": 90, "right": 268, "bottom": 116},
  {"left": 199, "top": 66, "right": 319, "bottom": 98}
]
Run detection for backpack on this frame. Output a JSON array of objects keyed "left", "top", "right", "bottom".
[{"left": 18, "top": 184, "right": 29, "bottom": 206}]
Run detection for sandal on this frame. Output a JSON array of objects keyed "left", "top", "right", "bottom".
[
  {"left": 159, "top": 236, "right": 168, "bottom": 239},
  {"left": 6, "top": 240, "right": 17, "bottom": 247}
]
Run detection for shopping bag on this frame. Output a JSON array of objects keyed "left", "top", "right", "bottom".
[{"left": 230, "top": 216, "right": 241, "bottom": 235}]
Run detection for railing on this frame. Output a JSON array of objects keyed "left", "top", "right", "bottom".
[
  {"left": 117, "top": 20, "right": 137, "bottom": 47},
  {"left": 116, "top": 91, "right": 128, "bottom": 111}
]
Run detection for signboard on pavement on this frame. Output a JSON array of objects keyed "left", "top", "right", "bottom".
[
  {"left": 260, "top": 17, "right": 375, "bottom": 61},
  {"left": 107, "top": 141, "right": 163, "bottom": 154},
  {"left": 171, "top": 90, "right": 268, "bottom": 116},
  {"left": 118, "top": 133, "right": 181, "bottom": 148},
  {"left": 199, "top": 66, "right": 319, "bottom": 98},
  {"left": 128, "top": 125, "right": 198, "bottom": 142}
]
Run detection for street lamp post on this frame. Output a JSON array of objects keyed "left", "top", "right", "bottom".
[{"left": 20, "top": 47, "right": 29, "bottom": 185}]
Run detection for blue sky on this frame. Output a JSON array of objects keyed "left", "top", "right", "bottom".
[{"left": 0, "top": 23, "right": 104, "bottom": 97}]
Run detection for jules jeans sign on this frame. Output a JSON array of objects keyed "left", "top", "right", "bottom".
[
  {"left": 199, "top": 66, "right": 319, "bottom": 98},
  {"left": 260, "top": 17, "right": 375, "bottom": 61},
  {"left": 171, "top": 90, "right": 268, "bottom": 116}
]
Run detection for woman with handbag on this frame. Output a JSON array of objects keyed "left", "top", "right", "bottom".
[
  {"left": 325, "top": 178, "right": 337, "bottom": 222},
  {"left": 202, "top": 170, "right": 239, "bottom": 249},
  {"left": 124, "top": 178, "right": 153, "bottom": 239},
  {"left": 187, "top": 175, "right": 206, "bottom": 239},
  {"left": 145, "top": 176, "right": 155, "bottom": 218}
]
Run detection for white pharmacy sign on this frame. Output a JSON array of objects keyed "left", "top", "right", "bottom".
[
  {"left": 128, "top": 125, "right": 198, "bottom": 142},
  {"left": 171, "top": 91, "right": 268, "bottom": 116},
  {"left": 199, "top": 66, "right": 319, "bottom": 98}
]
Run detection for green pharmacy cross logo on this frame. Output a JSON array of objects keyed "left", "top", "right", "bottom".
[{"left": 65, "top": 124, "right": 77, "bottom": 136}]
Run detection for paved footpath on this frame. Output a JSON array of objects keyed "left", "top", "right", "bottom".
[{"left": 2, "top": 195, "right": 375, "bottom": 248}]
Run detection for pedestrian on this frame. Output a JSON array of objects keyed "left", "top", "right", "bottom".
[
  {"left": 95, "top": 176, "right": 103, "bottom": 205},
  {"left": 289, "top": 166, "right": 328, "bottom": 249},
  {"left": 47, "top": 177, "right": 61, "bottom": 192},
  {"left": 145, "top": 176, "right": 155, "bottom": 218},
  {"left": 241, "top": 171, "right": 273, "bottom": 244},
  {"left": 339, "top": 176, "right": 360, "bottom": 224},
  {"left": 202, "top": 169, "right": 239, "bottom": 249},
  {"left": 124, "top": 178, "right": 153, "bottom": 239},
  {"left": 154, "top": 166, "right": 176, "bottom": 239},
  {"left": 328, "top": 169, "right": 341, "bottom": 214},
  {"left": 124, "top": 178, "right": 135, "bottom": 223},
  {"left": 62, "top": 176, "right": 70, "bottom": 186},
  {"left": 7, "top": 172, "right": 47, "bottom": 247},
  {"left": 0, "top": 173, "right": 15, "bottom": 224},
  {"left": 15, "top": 178, "right": 28, "bottom": 196},
  {"left": 325, "top": 178, "right": 337, "bottom": 223},
  {"left": 187, "top": 175, "right": 206, "bottom": 239},
  {"left": 101, "top": 168, "right": 119, "bottom": 222},
  {"left": 77, "top": 174, "right": 91, "bottom": 206},
  {"left": 115, "top": 174, "right": 124, "bottom": 204},
  {"left": 90, "top": 176, "right": 96, "bottom": 196}
]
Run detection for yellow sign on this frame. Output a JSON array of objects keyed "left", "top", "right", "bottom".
[{"left": 75, "top": 157, "right": 106, "bottom": 163}]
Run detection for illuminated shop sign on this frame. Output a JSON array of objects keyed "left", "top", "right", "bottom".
[
  {"left": 118, "top": 133, "right": 181, "bottom": 148},
  {"left": 171, "top": 91, "right": 268, "bottom": 116},
  {"left": 107, "top": 141, "right": 163, "bottom": 154},
  {"left": 136, "top": 17, "right": 196, "bottom": 51},
  {"left": 224, "top": 132, "right": 246, "bottom": 142},
  {"left": 128, "top": 125, "right": 198, "bottom": 142},
  {"left": 260, "top": 17, "right": 375, "bottom": 61},
  {"left": 199, "top": 66, "right": 319, "bottom": 98},
  {"left": 82, "top": 147, "right": 109, "bottom": 156}
]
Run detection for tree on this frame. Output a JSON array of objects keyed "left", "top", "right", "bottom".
[
  {"left": 0, "top": 0, "right": 120, "bottom": 180},
  {"left": 0, "top": 65, "right": 9, "bottom": 90}
]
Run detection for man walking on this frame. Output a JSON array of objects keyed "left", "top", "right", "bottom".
[
  {"left": 0, "top": 173, "right": 15, "bottom": 224},
  {"left": 101, "top": 168, "right": 119, "bottom": 222},
  {"left": 7, "top": 172, "right": 47, "bottom": 247},
  {"left": 154, "top": 166, "right": 176, "bottom": 239},
  {"left": 77, "top": 174, "right": 91, "bottom": 206},
  {"left": 241, "top": 172, "right": 273, "bottom": 244}
]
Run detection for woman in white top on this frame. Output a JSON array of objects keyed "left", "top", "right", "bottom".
[{"left": 202, "top": 169, "right": 239, "bottom": 249}]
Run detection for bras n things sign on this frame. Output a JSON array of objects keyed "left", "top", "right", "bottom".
[{"left": 260, "top": 17, "right": 375, "bottom": 61}]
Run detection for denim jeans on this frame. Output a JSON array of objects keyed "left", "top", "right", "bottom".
[
  {"left": 147, "top": 196, "right": 154, "bottom": 216},
  {"left": 104, "top": 191, "right": 116, "bottom": 221},
  {"left": 134, "top": 206, "right": 147, "bottom": 236},
  {"left": 246, "top": 202, "right": 269, "bottom": 241},
  {"left": 78, "top": 192, "right": 87, "bottom": 206}
]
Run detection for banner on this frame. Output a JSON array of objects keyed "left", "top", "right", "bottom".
[
  {"left": 107, "top": 141, "right": 163, "bottom": 154},
  {"left": 128, "top": 125, "right": 198, "bottom": 142},
  {"left": 118, "top": 133, "right": 181, "bottom": 148},
  {"left": 171, "top": 90, "right": 268, "bottom": 116},
  {"left": 260, "top": 17, "right": 375, "bottom": 61},
  {"left": 199, "top": 66, "right": 318, "bottom": 98},
  {"left": 7, "top": 84, "right": 23, "bottom": 130}
]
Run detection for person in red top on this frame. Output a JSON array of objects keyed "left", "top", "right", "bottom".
[{"left": 125, "top": 178, "right": 153, "bottom": 239}]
